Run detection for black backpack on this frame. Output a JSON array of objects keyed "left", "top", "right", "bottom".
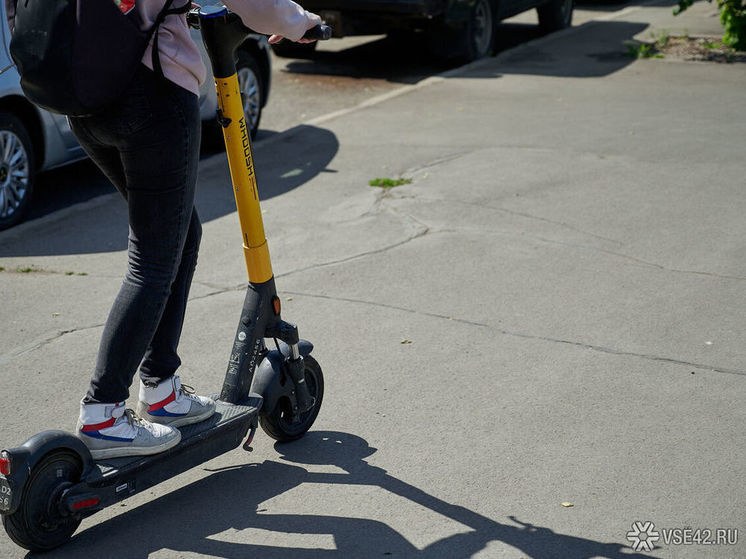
[{"left": 9, "top": 0, "right": 191, "bottom": 117}]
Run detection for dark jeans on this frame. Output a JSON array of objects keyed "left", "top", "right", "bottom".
[{"left": 70, "top": 65, "right": 202, "bottom": 404}]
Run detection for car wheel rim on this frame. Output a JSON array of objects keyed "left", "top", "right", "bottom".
[
  {"left": 237, "top": 66, "right": 261, "bottom": 131},
  {"left": 473, "top": 0, "right": 492, "bottom": 57},
  {"left": 0, "top": 130, "right": 29, "bottom": 220}
]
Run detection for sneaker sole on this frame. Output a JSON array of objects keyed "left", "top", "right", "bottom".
[{"left": 87, "top": 431, "right": 182, "bottom": 460}]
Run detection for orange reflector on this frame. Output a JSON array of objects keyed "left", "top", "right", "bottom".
[
  {"left": 73, "top": 498, "right": 100, "bottom": 510},
  {"left": 272, "top": 296, "right": 281, "bottom": 315}
]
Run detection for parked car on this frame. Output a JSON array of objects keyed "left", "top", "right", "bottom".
[
  {"left": 0, "top": 0, "right": 271, "bottom": 230},
  {"left": 273, "top": 0, "right": 573, "bottom": 60}
]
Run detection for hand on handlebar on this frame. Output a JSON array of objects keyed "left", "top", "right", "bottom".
[
  {"left": 269, "top": 12, "right": 324, "bottom": 44},
  {"left": 269, "top": 34, "right": 316, "bottom": 44}
]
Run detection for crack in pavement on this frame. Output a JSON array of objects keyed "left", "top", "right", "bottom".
[
  {"left": 276, "top": 208, "right": 430, "bottom": 281},
  {"left": 283, "top": 290, "right": 746, "bottom": 377},
  {"left": 401, "top": 150, "right": 476, "bottom": 177},
  {"left": 399, "top": 194, "right": 625, "bottom": 247},
  {"left": 16, "top": 167, "right": 735, "bottom": 371},
  {"left": 167, "top": 196, "right": 434, "bottom": 305},
  {"left": 185, "top": 212, "right": 431, "bottom": 300},
  {"left": 527, "top": 234, "right": 746, "bottom": 282},
  {"left": 12, "top": 289, "right": 741, "bottom": 378},
  {"left": 389, "top": 194, "right": 746, "bottom": 282},
  {"left": 276, "top": 230, "right": 428, "bottom": 280},
  {"left": 188, "top": 287, "right": 243, "bottom": 301},
  {"left": 0, "top": 323, "right": 104, "bottom": 366}
]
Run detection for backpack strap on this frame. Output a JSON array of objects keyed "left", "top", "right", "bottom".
[{"left": 149, "top": 0, "right": 193, "bottom": 78}]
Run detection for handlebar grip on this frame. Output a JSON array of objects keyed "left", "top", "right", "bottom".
[{"left": 302, "top": 25, "right": 332, "bottom": 40}]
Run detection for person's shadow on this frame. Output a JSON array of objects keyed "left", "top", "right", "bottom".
[{"left": 45, "top": 431, "right": 655, "bottom": 559}]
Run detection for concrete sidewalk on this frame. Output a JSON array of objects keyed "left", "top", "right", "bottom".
[{"left": 1, "top": 1, "right": 743, "bottom": 557}]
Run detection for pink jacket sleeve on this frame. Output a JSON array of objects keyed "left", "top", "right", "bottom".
[{"left": 223, "top": 0, "right": 321, "bottom": 42}]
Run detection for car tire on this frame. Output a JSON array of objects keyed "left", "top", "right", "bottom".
[
  {"left": 203, "top": 48, "right": 264, "bottom": 151},
  {"left": 537, "top": 0, "right": 573, "bottom": 33},
  {"left": 236, "top": 49, "right": 265, "bottom": 139},
  {"left": 270, "top": 40, "right": 317, "bottom": 59},
  {"left": 0, "top": 111, "right": 35, "bottom": 231},
  {"left": 464, "top": 0, "right": 495, "bottom": 61},
  {"left": 428, "top": 0, "right": 495, "bottom": 62}
]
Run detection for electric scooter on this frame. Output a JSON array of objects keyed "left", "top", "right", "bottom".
[{"left": 0, "top": 7, "right": 331, "bottom": 552}]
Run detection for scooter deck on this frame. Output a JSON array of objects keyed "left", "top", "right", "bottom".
[{"left": 68, "top": 396, "right": 262, "bottom": 512}]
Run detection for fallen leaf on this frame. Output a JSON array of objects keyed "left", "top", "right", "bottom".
[{"left": 561, "top": 502, "right": 574, "bottom": 508}]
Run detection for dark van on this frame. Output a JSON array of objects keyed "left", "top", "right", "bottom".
[{"left": 273, "top": 0, "right": 573, "bottom": 60}]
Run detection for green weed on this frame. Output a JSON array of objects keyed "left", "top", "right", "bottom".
[
  {"left": 703, "top": 39, "right": 725, "bottom": 49},
  {"left": 625, "top": 40, "right": 664, "bottom": 59},
  {"left": 369, "top": 177, "right": 413, "bottom": 188}
]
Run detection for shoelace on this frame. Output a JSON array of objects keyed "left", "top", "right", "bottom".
[
  {"left": 178, "top": 382, "right": 201, "bottom": 403},
  {"left": 123, "top": 408, "right": 158, "bottom": 434},
  {"left": 123, "top": 409, "right": 141, "bottom": 427}
]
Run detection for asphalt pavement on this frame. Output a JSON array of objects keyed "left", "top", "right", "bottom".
[{"left": 0, "top": 1, "right": 744, "bottom": 557}]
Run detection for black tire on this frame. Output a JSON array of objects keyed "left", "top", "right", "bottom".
[
  {"left": 236, "top": 49, "right": 265, "bottom": 140},
  {"left": 537, "top": 0, "right": 574, "bottom": 33},
  {"left": 259, "top": 355, "right": 324, "bottom": 442},
  {"left": 270, "top": 40, "right": 318, "bottom": 59},
  {"left": 464, "top": 0, "right": 496, "bottom": 61},
  {"left": 202, "top": 49, "right": 264, "bottom": 151},
  {"left": 0, "top": 111, "right": 36, "bottom": 230},
  {"left": 2, "top": 451, "right": 83, "bottom": 552}
]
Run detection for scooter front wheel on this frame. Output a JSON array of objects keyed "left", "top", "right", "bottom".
[
  {"left": 260, "top": 355, "right": 324, "bottom": 442},
  {"left": 2, "top": 450, "right": 82, "bottom": 552}
]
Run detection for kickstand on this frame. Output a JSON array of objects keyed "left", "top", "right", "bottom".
[{"left": 242, "top": 425, "right": 257, "bottom": 452}]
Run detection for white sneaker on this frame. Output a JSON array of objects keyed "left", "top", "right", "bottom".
[
  {"left": 77, "top": 401, "right": 181, "bottom": 460},
  {"left": 136, "top": 375, "right": 216, "bottom": 428}
]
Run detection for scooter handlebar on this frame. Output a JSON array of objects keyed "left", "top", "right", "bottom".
[
  {"left": 195, "top": 6, "right": 333, "bottom": 79},
  {"left": 188, "top": 6, "right": 333, "bottom": 42}
]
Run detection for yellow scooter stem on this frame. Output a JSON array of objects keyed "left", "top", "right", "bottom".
[{"left": 214, "top": 73, "right": 273, "bottom": 284}]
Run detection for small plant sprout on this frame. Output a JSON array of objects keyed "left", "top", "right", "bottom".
[
  {"left": 624, "top": 40, "right": 664, "bottom": 59},
  {"left": 369, "top": 177, "right": 413, "bottom": 188}
]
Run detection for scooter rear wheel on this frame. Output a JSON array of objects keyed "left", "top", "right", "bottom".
[
  {"left": 260, "top": 355, "right": 324, "bottom": 442},
  {"left": 2, "top": 450, "right": 82, "bottom": 552}
]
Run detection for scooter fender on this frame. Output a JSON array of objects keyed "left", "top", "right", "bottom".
[
  {"left": 252, "top": 339, "right": 313, "bottom": 414},
  {"left": 0, "top": 430, "right": 94, "bottom": 515}
]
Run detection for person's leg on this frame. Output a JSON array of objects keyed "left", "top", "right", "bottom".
[
  {"left": 80, "top": 70, "right": 202, "bottom": 405},
  {"left": 65, "top": 117, "right": 127, "bottom": 199},
  {"left": 136, "top": 207, "right": 215, "bottom": 429},
  {"left": 68, "top": 105, "right": 184, "bottom": 459},
  {"left": 69, "top": 66, "right": 210, "bottom": 456},
  {"left": 139, "top": 207, "right": 202, "bottom": 384},
  {"left": 114, "top": 155, "right": 213, "bottom": 428}
]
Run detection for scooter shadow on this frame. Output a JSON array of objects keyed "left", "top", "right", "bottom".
[
  {"left": 0, "top": 124, "right": 339, "bottom": 258},
  {"left": 43, "top": 431, "right": 656, "bottom": 559},
  {"left": 195, "top": 124, "right": 340, "bottom": 225}
]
